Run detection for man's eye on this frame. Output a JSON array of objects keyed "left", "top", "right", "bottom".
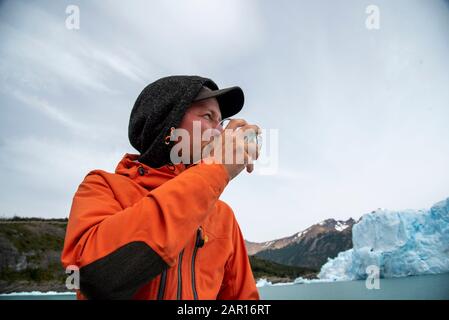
[{"left": 203, "top": 114, "right": 212, "bottom": 120}]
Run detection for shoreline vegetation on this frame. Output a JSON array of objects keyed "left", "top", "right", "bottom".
[{"left": 0, "top": 217, "right": 317, "bottom": 294}]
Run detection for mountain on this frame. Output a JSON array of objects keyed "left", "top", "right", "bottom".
[{"left": 246, "top": 218, "right": 356, "bottom": 270}]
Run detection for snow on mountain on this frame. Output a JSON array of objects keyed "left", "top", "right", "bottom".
[
  {"left": 295, "top": 230, "right": 307, "bottom": 239},
  {"left": 335, "top": 221, "right": 350, "bottom": 232},
  {"left": 318, "top": 198, "right": 449, "bottom": 281}
]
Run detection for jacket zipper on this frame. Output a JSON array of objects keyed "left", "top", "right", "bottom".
[
  {"left": 158, "top": 228, "right": 203, "bottom": 300},
  {"left": 177, "top": 249, "right": 185, "bottom": 300},
  {"left": 192, "top": 227, "right": 204, "bottom": 300},
  {"left": 157, "top": 269, "right": 167, "bottom": 300}
]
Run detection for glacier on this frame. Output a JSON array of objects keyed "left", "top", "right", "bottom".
[
  {"left": 256, "top": 278, "right": 273, "bottom": 287},
  {"left": 317, "top": 198, "right": 449, "bottom": 281}
]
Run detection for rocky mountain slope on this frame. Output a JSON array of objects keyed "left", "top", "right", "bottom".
[
  {"left": 0, "top": 218, "right": 68, "bottom": 293},
  {"left": 246, "top": 218, "right": 356, "bottom": 269}
]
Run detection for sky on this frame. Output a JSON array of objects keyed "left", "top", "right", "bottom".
[{"left": 0, "top": 0, "right": 448, "bottom": 242}]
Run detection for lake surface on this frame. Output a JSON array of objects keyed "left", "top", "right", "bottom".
[
  {"left": 1, "top": 273, "right": 448, "bottom": 300},
  {"left": 258, "top": 273, "right": 449, "bottom": 300}
]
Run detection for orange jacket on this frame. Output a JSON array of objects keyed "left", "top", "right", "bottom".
[{"left": 61, "top": 153, "right": 259, "bottom": 300}]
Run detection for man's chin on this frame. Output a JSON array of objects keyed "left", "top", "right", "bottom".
[{"left": 173, "top": 141, "right": 214, "bottom": 165}]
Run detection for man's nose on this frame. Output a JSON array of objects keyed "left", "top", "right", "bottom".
[{"left": 214, "top": 121, "right": 224, "bottom": 133}]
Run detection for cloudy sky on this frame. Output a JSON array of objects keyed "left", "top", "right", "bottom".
[{"left": 1, "top": 0, "right": 448, "bottom": 242}]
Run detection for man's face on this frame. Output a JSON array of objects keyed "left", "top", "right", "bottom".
[{"left": 177, "top": 97, "right": 224, "bottom": 162}]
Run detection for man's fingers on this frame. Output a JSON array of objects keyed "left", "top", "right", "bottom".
[
  {"left": 225, "top": 118, "right": 248, "bottom": 130},
  {"left": 208, "top": 118, "right": 260, "bottom": 178},
  {"left": 238, "top": 124, "right": 261, "bottom": 136},
  {"left": 242, "top": 150, "right": 255, "bottom": 173}
]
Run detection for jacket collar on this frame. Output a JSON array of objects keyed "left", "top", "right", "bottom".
[{"left": 115, "top": 153, "right": 194, "bottom": 190}]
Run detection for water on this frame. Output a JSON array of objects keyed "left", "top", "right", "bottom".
[
  {"left": 258, "top": 273, "right": 449, "bottom": 300},
  {"left": 1, "top": 273, "right": 448, "bottom": 300},
  {"left": 0, "top": 292, "right": 76, "bottom": 300}
]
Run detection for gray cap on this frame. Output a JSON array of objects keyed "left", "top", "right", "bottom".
[{"left": 193, "top": 85, "right": 244, "bottom": 119}]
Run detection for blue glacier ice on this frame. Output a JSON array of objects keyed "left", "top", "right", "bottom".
[{"left": 318, "top": 198, "right": 449, "bottom": 281}]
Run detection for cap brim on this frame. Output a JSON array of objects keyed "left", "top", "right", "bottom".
[{"left": 192, "top": 86, "right": 244, "bottom": 119}]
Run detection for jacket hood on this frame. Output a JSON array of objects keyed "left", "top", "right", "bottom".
[{"left": 115, "top": 153, "right": 192, "bottom": 190}]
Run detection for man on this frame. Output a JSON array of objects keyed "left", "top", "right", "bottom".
[{"left": 61, "top": 75, "right": 260, "bottom": 300}]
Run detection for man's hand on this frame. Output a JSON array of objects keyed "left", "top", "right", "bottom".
[{"left": 202, "top": 119, "right": 261, "bottom": 181}]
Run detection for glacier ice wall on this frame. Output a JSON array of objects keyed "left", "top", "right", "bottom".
[{"left": 318, "top": 198, "right": 449, "bottom": 281}]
